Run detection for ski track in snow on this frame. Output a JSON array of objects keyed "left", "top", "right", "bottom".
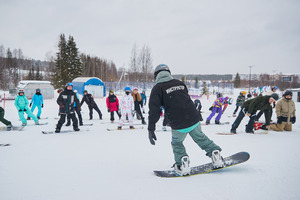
[{"left": 1, "top": 90, "right": 300, "bottom": 200}]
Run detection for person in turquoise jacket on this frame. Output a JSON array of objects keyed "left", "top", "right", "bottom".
[
  {"left": 14, "top": 89, "right": 39, "bottom": 126},
  {"left": 28, "top": 88, "right": 44, "bottom": 119}
]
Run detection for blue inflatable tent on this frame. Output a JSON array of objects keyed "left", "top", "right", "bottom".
[{"left": 72, "top": 77, "right": 106, "bottom": 97}]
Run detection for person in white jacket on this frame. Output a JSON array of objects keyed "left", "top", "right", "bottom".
[{"left": 118, "top": 87, "right": 135, "bottom": 130}]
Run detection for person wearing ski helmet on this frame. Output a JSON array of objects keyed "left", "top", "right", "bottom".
[
  {"left": 55, "top": 83, "right": 80, "bottom": 133},
  {"left": 66, "top": 89, "right": 83, "bottom": 126},
  {"left": 230, "top": 93, "right": 279, "bottom": 134},
  {"left": 148, "top": 64, "right": 223, "bottom": 176},
  {"left": 206, "top": 96, "right": 229, "bottom": 124},
  {"left": 233, "top": 91, "right": 246, "bottom": 117},
  {"left": 81, "top": 90, "right": 103, "bottom": 120},
  {"left": 268, "top": 90, "right": 296, "bottom": 131},
  {"left": 118, "top": 87, "right": 135, "bottom": 130},
  {"left": 28, "top": 88, "right": 44, "bottom": 120},
  {"left": 14, "top": 89, "right": 39, "bottom": 126}
]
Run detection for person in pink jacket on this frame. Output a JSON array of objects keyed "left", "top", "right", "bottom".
[{"left": 106, "top": 90, "right": 121, "bottom": 123}]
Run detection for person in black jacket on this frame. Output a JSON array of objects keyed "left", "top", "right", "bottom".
[
  {"left": 230, "top": 93, "right": 279, "bottom": 134},
  {"left": 55, "top": 83, "right": 80, "bottom": 133},
  {"left": 81, "top": 90, "right": 103, "bottom": 120},
  {"left": 147, "top": 64, "right": 223, "bottom": 176}
]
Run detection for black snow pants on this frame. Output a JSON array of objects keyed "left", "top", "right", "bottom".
[
  {"left": 67, "top": 109, "right": 83, "bottom": 125},
  {"left": 0, "top": 107, "right": 11, "bottom": 126},
  {"left": 110, "top": 111, "right": 121, "bottom": 121},
  {"left": 231, "top": 108, "right": 256, "bottom": 132},
  {"left": 56, "top": 113, "right": 78, "bottom": 130},
  {"left": 89, "top": 105, "right": 102, "bottom": 120}
]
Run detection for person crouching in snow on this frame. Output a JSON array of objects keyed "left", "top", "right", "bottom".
[
  {"left": 28, "top": 88, "right": 44, "bottom": 120},
  {"left": 206, "top": 96, "right": 229, "bottom": 124},
  {"left": 0, "top": 106, "right": 12, "bottom": 130},
  {"left": 148, "top": 64, "right": 224, "bottom": 176},
  {"left": 118, "top": 87, "right": 135, "bottom": 130},
  {"left": 106, "top": 90, "right": 121, "bottom": 123},
  {"left": 14, "top": 89, "right": 39, "bottom": 126},
  {"left": 55, "top": 83, "right": 80, "bottom": 133}
]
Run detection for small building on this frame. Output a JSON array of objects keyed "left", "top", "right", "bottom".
[
  {"left": 17, "top": 80, "right": 54, "bottom": 99},
  {"left": 72, "top": 77, "right": 106, "bottom": 98},
  {"left": 288, "top": 88, "right": 300, "bottom": 102}
]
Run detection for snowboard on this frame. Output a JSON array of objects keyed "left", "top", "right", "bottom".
[
  {"left": 27, "top": 122, "right": 48, "bottom": 126},
  {"left": 66, "top": 123, "right": 93, "bottom": 127},
  {"left": 201, "top": 122, "right": 230, "bottom": 126},
  {"left": 0, "top": 126, "right": 25, "bottom": 131},
  {"left": 154, "top": 151, "right": 250, "bottom": 178},
  {"left": 19, "top": 117, "right": 48, "bottom": 121},
  {"left": 216, "top": 130, "right": 268, "bottom": 135},
  {"left": 0, "top": 144, "right": 10, "bottom": 147},
  {"left": 107, "top": 126, "right": 144, "bottom": 131},
  {"left": 42, "top": 129, "right": 89, "bottom": 134}
]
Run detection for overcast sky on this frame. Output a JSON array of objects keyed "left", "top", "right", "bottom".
[{"left": 1, "top": 0, "right": 299, "bottom": 75}]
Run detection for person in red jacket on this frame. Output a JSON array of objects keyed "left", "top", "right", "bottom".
[{"left": 106, "top": 90, "right": 121, "bottom": 123}]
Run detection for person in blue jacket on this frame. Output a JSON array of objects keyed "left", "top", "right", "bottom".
[
  {"left": 28, "top": 88, "right": 44, "bottom": 119},
  {"left": 140, "top": 90, "right": 147, "bottom": 113},
  {"left": 14, "top": 89, "right": 39, "bottom": 126}
]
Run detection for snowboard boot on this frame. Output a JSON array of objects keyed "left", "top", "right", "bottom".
[
  {"left": 6, "top": 124, "right": 12, "bottom": 131},
  {"left": 79, "top": 122, "right": 83, "bottom": 126},
  {"left": 173, "top": 155, "right": 191, "bottom": 176},
  {"left": 99, "top": 115, "right": 103, "bottom": 120},
  {"left": 230, "top": 128, "right": 237, "bottom": 134},
  {"left": 55, "top": 129, "right": 60, "bottom": 133},
  {"left": 162, "top": 126, "right": 167, "bottom": 131},
  {"left": 37, "top": 116, "right": 41, "bottom": 119},
  {"left": 117, "top": 126, "right": 122, "bottom": 130},
  {"left": 205, "top": 120, "right": 210, "bottom": 125},
  {"left": 245, "top": 125, "right": 254, "bottom": 134},
  {"left": 111, "top": 120, "right": 114, "bottom": 123},
  {"left": 141, "top": 118, "right": 147, "bottom": 125},
  {"left": 74, "top": 127, "right": 80, "bottom": 131},
  {"left": 35, "top": 121, "right": 40, "bottom": 125},
  {"left": 66, "top": 121, "right": 71, "bottom": 126},
  {"left": 27, "top": 117, "right": 31, "bottom": 120},
  {"left": 130, "top": 126, "right": 135, "bottom": 130},
  {"left": 211, "top": 150, "right": 224, "bottom": 169},
  {"left": 215, "top": 120, "right": 220, "bottom": 124},
  {"left": 22, "top": 122, "right": 27, "bottom": 126},
  {"left": 232, "top": 114, "right": 237, "bottom": 117}
]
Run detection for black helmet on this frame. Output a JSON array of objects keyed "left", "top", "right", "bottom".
[
  {"left": 154, "top": 64, "right": 171, "bottom": 79},
  {"left": 270, "top": 93, "right": 279, "bottom": 101},
  {"left": 283, "top": 90, "right": 293, "bottom": 97},
  {"left": 83, "top": 90, "right": 88, "bottom": 94}
]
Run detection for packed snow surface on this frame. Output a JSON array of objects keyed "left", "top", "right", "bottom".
[{"left": 1, "top": 90, "right": 300, "bottom": 200}]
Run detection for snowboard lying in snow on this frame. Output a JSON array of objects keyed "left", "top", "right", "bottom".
[
  {"left": 216, "top": 130, "right": 268, "bottom": 135},
  {"left": 107, "top": 126, "right": 144, "bottom": 131},
  {"left": 42, "top": 129, "right": 89, "bottom": 134},
  {"left": 0, "top": 144, "right": 11, "bottom": 147},
  {"left": 200, "top": 122, "right": 230, "bottom": 126},
  {"left": 0, "top": 126, "right": 25, "bottom": 131},
  {"left": 154, "top": 151, "right": 250, "bottom": 178},
  {"left": 20, "top": 117, "right": 48, "bottom": 121}
]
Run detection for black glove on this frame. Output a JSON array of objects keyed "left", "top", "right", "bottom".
[
  {"left": 42, "top": 104, "right": 44, "bottom": 108},
  {"left": 277, "top": 116, "right": 283, "bottom": 124},
  {"left": 209, "top": 106, "right": 213, "bottom": 111},
  {"left": 148, "top": 131, "right": 157, "bottom": 145},
  {"left": 19, "top": 109, "right": 22, "bottom": 112},
  {"left": 29, "top": 103, "right": 32, "bottom": 107},
  {"left": 108, "top": 108, "right": 110, "bottom": 112},
  {"left": 24, "top": 109, "right": 27, "bottom": 112},
  {"left": 291, "top": 117, "right": 296, "bottom": 124}
]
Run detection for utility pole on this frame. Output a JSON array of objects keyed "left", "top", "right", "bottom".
[
  {"left": 272, "top": 70, "right": 276, "bottom": 85},
  {"left": 248, "top": 66, "right": 253, "bottom": 92}
]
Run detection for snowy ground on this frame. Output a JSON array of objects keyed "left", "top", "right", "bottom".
[{"left": 1, "top": 90, "right": 300, "bottom": 200}]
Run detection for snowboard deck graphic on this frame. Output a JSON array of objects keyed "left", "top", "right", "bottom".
[
  {"left": 107, "top": 126, "right": 144, "bottom": 131},
  {"left": 0, "top": 126, "right": 25, "bottom": 131},
  {"left": 154, "top": 151, "right": 250, "bottom": 178},
  {"left": 201, "top": 122, "right": 230, "bottom": 126},
  {"left": 0, "top": 144, "right": 10, "bottom": 147}
]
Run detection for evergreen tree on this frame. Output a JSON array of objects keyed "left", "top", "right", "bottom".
[
  {"left": 195, "top": 76, "right": 199, "bottom": 88},
  {"left": 67, "top": 35, "right": 82, "bottom": 82},
  {"left": 202, "top": 81, "right": 208, "bottom": 94},
  {"left": 35, "top": 66, "right": 43, "bottom": 80},
  {"left": 53, "top": 34, "right": 68, "bottom": 88},
  {"left": 234, "top": 72, "right": 241, "bottom": 88},
  {"left": 27, "top": 66, "right": 35, "bottom": 80}
]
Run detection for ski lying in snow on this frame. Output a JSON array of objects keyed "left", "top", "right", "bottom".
[
  {"left": 0, "top": 126, "right": 25, "bottom": 131},
  {"left": 0, "top": 144, "right": 10, "bottom": 147},
  {"left": 107, "top": 126, "right": 144, "bottom": 131},
  {"left": 201, "top": 122, "right": 230, "bottom": 126},
  {"left": 42, "top": 129, "right": 89, "bottom": 134},
  {"left": 154, "top": 151, "right": 250, "bottom": 178}
]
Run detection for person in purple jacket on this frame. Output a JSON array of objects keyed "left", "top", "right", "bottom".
[{"left": 206, "top": 97, "right": 229, "bottom": 125}]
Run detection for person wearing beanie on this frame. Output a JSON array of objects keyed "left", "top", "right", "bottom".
[{"left": 147, "top": 64, "right": 223, "bottom": 176}]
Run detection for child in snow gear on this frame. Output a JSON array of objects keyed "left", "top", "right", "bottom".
[
  {"left": 148, "top": 64, "right": 223, "bottom": 176},
  {"left": 81, "top": 90, "right": 102, "bottom": 120},
  {"left": 28, "top": 88, "right": 44, "bottom": 119},
  {"left": 230, "top": 94, "right": 279, "bottom": 134},
  {"left": 140, "top": 90, "right": 147, "bottom": 113},
  {"left": 233, "top": 91, "right": 246, "bottom": 117},
  {"left": 0, "top": 106, "right": 12, "bottom": 131},
  {"left": 118, "top": 87, "right": 135, "bottom": 130},
  {"left": 132, "top": 87, "right": 146, "bottom": 125},
  {"left": 55, "top": 83, "right": 80, "bottom": 133},
  {"left": 268, "top": 90, "right": 296, "bottom": 131},
  {"left": 14, "top": 89, "right": 39, "bottom": 126},
  {"left": 106, "top": 90, "right": 121, "bottom": 123},
  {"left": 66, "top": 90, "right": 83, "bottom": 126},
  {"left": 194, "top": 99, "right": 203, "bottom": 121},
  {"left": 206, "top": 96, "right": 229, "bottom": 124}
]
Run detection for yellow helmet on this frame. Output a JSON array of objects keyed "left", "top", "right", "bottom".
[{"left": 242, "top": 91, "right": 247, "bottom": 95}]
